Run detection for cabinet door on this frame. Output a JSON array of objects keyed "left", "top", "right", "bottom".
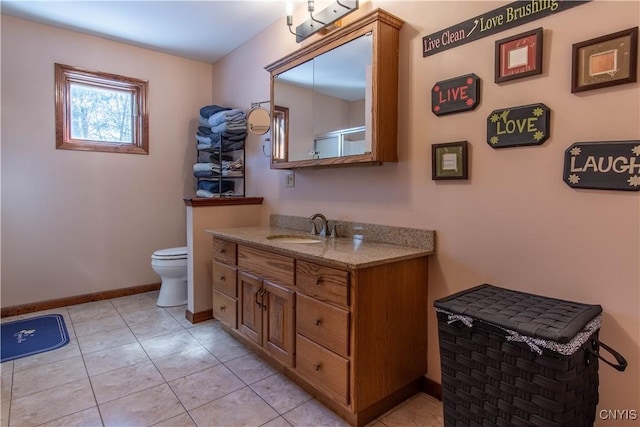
[
  {"left": 263, "top": 280, "right": 295, "bottom": 367},
  {"left": 238, "top": 271, "right": 262, "bottom": 346}
]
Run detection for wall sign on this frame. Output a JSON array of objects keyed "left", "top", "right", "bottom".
[
  {"left": 563, "top": 140, "right": 640, "bottom": 191},
  {"left": 487, "top": 103, "right": 550, "bottom": 148},
  {"left": 422, "top": 0, "right": 589, "bottom": 57},
  {"left": 431, "top": 74, "right": 480, "bottom": 116}
]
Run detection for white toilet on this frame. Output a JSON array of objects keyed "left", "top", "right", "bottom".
[{"left": 151, "top": 246, "right": 188, "bottom": 307}]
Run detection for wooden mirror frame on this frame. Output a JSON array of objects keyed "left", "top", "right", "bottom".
[{"left": 265, "top": 9, "right": 404, "bottom": 169}]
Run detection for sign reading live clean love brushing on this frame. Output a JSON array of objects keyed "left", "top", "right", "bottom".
[{"left": 422, "top": 0, "right": 590, "bottom": 57}]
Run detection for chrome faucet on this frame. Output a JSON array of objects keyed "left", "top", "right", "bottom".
[{"left": 309, "top": 213, "right": 328, "bottom": 236}]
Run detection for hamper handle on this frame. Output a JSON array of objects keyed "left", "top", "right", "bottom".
[{"left": 589, "top": 341, "right": 628, "bottom": 372}]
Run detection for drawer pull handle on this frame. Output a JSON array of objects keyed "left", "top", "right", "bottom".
[
  {"left": 220, "top": 305, "right": 226, "bottom": 311},
  {"left": 314, "top": 318, "right": 322, "bottom": 326},
  {"left": 314, "top": 363, "right": 322, "bottom": 371},
  {"left": 219, "top": 275, "right": 225, "bottom": 281}
]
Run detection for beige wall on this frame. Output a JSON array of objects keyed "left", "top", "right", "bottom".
[
  {"left": 1, "top": 15, "right": 213, "bottom": 306},
  {"left": 0, "top": 0, "right": 638, "bottom": 421},
  {"left": 212, "top": 0, "right": 640, "bottom": 421}
]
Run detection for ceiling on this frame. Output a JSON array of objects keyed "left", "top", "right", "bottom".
[{"left": 0, "top": 0, "right": 290, "bottom": 64}]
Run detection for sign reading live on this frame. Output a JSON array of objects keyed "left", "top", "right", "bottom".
[
  {"left": 563, "top": 141, "right": 640, "bottom": 191},
  {"left": 422, "top": 0, "right": 590, "bottom": 57},
  {"left": 487, "top": 103, "right": 550, "bottom": 148},
  {"left": 431, "top": 74, "right": 480, "bottom": 116}
]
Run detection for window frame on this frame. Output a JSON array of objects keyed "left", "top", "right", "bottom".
[{"left": 55, "top": 63, "right": 149, "bottom": 154}]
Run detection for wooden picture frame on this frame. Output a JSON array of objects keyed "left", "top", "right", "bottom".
[
  {"left": 432, "top": 141, "right": 468, "bottom": 180},
  {"left": 571, "top": 27, "right": 638, "bottom": 93},
  {"left": 495, "top": 27, "right": 543, "bottom": 83}
]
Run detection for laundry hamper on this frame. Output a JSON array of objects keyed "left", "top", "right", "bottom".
[{"left": 434, "top": 284, "right": 627, "bottom": 427}]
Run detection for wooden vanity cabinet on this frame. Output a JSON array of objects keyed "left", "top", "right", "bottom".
[
  {"left": 211, "top": 240, "right": 238, "bottom": 328},
  {"left": 211, "top": 237, "right": 429, "bottom": 426},
  {"left": 237, "top": 245, "right": 296, "bottom": 368},
  {"left": 238, "top": 270, "right": 295, "bottom": 367}
]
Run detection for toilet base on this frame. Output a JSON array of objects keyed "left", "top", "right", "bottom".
[{"left": 156, "top": 278, "right": 188, "bottom": 307}]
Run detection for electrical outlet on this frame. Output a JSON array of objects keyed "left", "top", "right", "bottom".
[{"left": 285, "top": 172, "right": 295, "bottom": 187}]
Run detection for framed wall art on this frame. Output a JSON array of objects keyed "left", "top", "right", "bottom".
[
  {"left": 432, "top": 141, "right": 468, "bottom": 180},
  {"left": 495, "top": 27, "right": 543, "bottom": 83},
  {"left": 571, "top": 27, "right": 638, "bottom": 93}
]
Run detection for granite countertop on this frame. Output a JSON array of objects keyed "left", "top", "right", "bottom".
[{"left": 206, "top": 226, "right": 433, "bottom": 270}]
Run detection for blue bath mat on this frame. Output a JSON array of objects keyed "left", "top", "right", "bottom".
[{"left": 1, "top": 314, "right": 70, "bottom": 362}]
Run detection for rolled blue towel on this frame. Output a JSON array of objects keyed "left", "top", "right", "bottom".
[
  {"left": 197, "top": 126, "right": 216, "bottom": 135},
  {"left": 194, "top": 170, "right": 220, "bottom": 178},
  {"left": 200, "top": 105, "right": 231, "bottom": 119},
  {"left": 198, "top": 152, "right": 232, "bottom": 163},
  {"left": 196, "top": 134, "right": 222, "bottom": 145},
  {"left": 207, "top": 109, "right": 246, "bottom": 126},
  {"left": 198, "top": 179, "right": 234, "bottom": 193},
  {"left": 221, "top": 140, "right": 245, "bottom": 151},
  {"left": 197, "top": 142, "right": 221, "bottom": 151},
  {"left": 196, "top": 189, "right": 216, "bottom": 198},
  {"left": 193, "top": 163, "right": 217, "bottom": 172},
  {"left": 222, "top": 132, "right": 246, "bottom": 141},
  {"left": 222, "top": 128, "right": 247, "bottom": 136},
  {"left": 211, "top": 121, "right": 247, "bottom": 134}
]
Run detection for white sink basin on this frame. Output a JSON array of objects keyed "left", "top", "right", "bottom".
[{"left": 266, "top": 235, "right": 322, "bottom": 244}]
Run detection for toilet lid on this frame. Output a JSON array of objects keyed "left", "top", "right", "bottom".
[{"left": 152, "top": 246, "right": 188, "bottom": 260}]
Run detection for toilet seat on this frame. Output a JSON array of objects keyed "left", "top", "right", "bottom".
[{"left": 151, "top": 246, "right": 187, "bottom": 260}]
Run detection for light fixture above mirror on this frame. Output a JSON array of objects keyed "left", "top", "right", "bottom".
[{"left": 286, "top": 0, "right": 359, "bottom": 43}]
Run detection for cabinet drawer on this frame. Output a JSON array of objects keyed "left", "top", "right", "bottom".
[
  {"left": 212, "top": 261, "right": 237, "bottom": 298},
  {"left": 212, "top": 289, "right": 237, "bottom": 329},
  {"left": 212, "top": 238, "right": 237, "bottom": 265},
  {"left": 297, "top": 260, "right": 349, "bottom": 307},
  {"left": 238, "top": 245, "right": 294, "bottom": 287},
  {"left": 296, "top": 334, "right": 349, "bottom": 405},
  {"left": 297, "top": 293, "right": 349, "bottom": 358}
]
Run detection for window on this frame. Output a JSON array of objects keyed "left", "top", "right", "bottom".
[{"left": 55, "top": 63, "right": 148, "bottom": 154}]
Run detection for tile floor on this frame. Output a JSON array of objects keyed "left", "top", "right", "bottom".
[{"left": 1, "top": 291, "right": 443, "bottom": 427}]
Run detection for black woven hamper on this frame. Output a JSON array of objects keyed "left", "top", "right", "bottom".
[{"left": 434, "top": 284, "right": 627, "bottom": 427}]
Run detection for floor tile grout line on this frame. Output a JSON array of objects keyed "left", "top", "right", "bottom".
[
  {"left": 7, "top": 292, "right": 442, "bottom": 427},
  {"left": 74, "top": 300, "right": 113, "bottom": 427},
  {"left": 113, "top": 296, "right": 201, "bottom": 427}
]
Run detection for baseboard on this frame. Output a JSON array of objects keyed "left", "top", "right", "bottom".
[
  {"left": 0, "top": 283, "right": 161, "bottom": 318},
  {"left": 421, "top": 376, "right": 443, "bottom": 401},
  {"left": 186, "top": 309, "right": 213, "bottom": 324}
]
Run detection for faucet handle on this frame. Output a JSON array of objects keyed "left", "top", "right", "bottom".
[
  {"left": 310, "top": 222, "right": 319, "bottom": 235},
  {"left": 329, "top": 223, "right": 338, "bottom": 238}
]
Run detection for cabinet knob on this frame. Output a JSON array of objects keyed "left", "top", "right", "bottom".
[
  {"left": 219, "top": 275, "right": 225, "bottom": 281},
  {"left": 315, "top": 277, "right": 322, "bottom": 285},
  {"left": 220, "top": 305, "right": 226, "bottom": 311},
  {"left": 314, "top": 363, "right": 322, "bottom": 371},
  {"left": 314, "top": 318, "right": 322, "bottom": 326},
  {"left": 220, "top": 248, "right": 226, "bottom": 254}
]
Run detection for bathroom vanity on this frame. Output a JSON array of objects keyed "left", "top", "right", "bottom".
[{"left": 206, "top": 220, "right": 434, "bottom": 426}]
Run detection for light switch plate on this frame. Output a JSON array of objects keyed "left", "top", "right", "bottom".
[{"left": 285, "top": 172, "right": 295, "bottom": 187}]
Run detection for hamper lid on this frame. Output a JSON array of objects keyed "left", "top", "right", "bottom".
[{"left": 434, "top": 284, "right": 602, "bottom": 343}]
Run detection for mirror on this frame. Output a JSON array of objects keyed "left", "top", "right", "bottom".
[
  {"left": 274, "top": 34, "right": 371, "bottom": 161},
  {"left": 266, "top": 9, "right": 404, "bottom": 169},
  {"left": 247, "top": 107, "right": 271, "bottom": 135}
]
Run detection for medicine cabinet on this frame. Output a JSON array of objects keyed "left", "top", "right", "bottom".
[{"left": 265, "top": 9, "right": 404, "bottom": 169}]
